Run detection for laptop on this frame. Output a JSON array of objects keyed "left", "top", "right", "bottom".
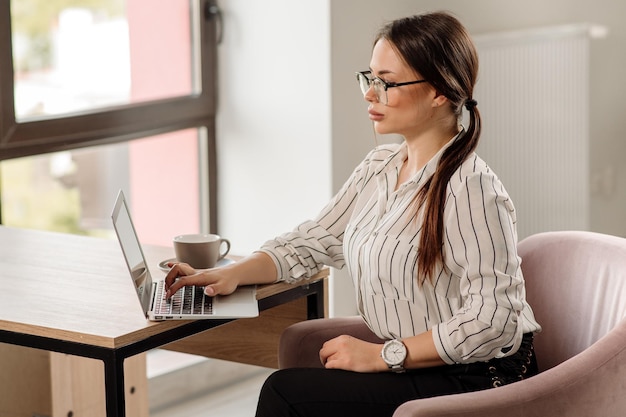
[{"left": 111, "top": 190, "right": 259, "bottom": 321}]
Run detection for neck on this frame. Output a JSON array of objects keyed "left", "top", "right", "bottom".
[{"left": 403, "top": 124, "right": 460, "bottom": 173}]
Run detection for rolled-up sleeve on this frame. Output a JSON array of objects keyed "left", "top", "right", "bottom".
[
  {"left": 433, "top": 169, "right": 525, "bottom": 364},
  {"left": 259, "top": 220, "right": 345, "bottom": 283}
]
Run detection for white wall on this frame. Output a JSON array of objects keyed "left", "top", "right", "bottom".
[
  {"left": 216, "top": 0, "right": 332, "bottom": 255},
  {"left": 217, "top": 0, "right": 626, "bottom": 317}
]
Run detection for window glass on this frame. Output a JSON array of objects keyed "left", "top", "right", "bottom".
[
  {"left": 0, "top": 129, "right": 201, "bottom": 246},
  {"left": 12, "top": 0, "right": 193, "bottom": 120}
]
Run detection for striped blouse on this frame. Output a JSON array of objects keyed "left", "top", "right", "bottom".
[{"left": 259, "top": 134, "right": 541, "bottom": 365}]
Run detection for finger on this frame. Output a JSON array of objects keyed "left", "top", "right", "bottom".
[
  {"left": 165, "top": 273, "right": 207, "bottom": 299},
  {"left": 164, "top": 263, "right": 194, "bottom": 289},
  {"left": 204, "top": 285, "right": 217, "bottom": 297},
  {"left": 165, "top": 278, "right": 185, "bottom": 299},
  {"left": 324, "top": 357, "right": 338, "bottom": 369},
  {"left": 323, "top": 353, "right": 344, "bottom": 370},
  {"left": 204, "top": 280, "right": 237, "bottom": 297},
  {"left": 319, "top": 350, "right": 330, "bottom": 367},
  {"left": 164, "top": 265, "right": 181, "bottom": 289},
  {"left": 319, "top": 342, "right": 334, "bottom": 366}
]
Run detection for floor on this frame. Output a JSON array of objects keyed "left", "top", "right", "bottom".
[
  {"left": 150, "top": 371, "right": 271, "bottom": 417},
  {"left": 147, "top": 349, "right": 273, "bottom": 417}
]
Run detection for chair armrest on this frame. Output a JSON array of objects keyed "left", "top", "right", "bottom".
[
  {"left": 393, "top": 320, "right": 626, "bottom": 417},
  {"left": 278, "top": 316, "right": 384, "bottom": 369}
]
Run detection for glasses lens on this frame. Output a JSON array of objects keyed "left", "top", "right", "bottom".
[
  {"left": 357, "top": 73, "right": 370, "bottom": 95},
  {"left": 357, "top": 73, "right": 387, "bottom": 104},
  {"left": 372, "top": 78, "right": 387, "bottom": 105}
]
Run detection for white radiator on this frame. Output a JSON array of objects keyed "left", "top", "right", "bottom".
[{"left": 472, "top": 24, "right": 602, "bottom": 239}]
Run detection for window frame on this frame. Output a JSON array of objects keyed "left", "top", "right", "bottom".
[{"left": 0, "top": 0, "right": 220, "bottom": 231}]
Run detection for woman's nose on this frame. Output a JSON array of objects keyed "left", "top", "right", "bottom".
[{"left": 364, "top": 85, "right": 378, "bottom": 103}]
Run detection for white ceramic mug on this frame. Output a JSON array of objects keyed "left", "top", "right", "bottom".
[{"left": 173, "top": 233, "right": 231, "bottom": 269}]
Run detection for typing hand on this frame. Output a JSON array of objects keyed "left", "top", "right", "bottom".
[{"left": 164, "top": 262, "right": 238, "bottom": 299}]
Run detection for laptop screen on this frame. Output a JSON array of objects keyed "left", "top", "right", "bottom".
[{"left": 111, "top": 190, "right": 153, "bottom": 315}]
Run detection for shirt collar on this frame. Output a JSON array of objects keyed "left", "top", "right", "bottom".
[{"left": 379, "top": 129, "right": 465, "bottom": 187}]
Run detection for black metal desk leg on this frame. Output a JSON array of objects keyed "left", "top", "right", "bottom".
[
  {"left": 307, "top": 281, "right": 325, "bottom": 319},
  {"left": 103, "top": 352, "right": 126, "bottom": 417}
]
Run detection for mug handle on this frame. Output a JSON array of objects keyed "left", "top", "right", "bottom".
[{"left": 218, "top": 238, "right": 231, "bottom": 260}]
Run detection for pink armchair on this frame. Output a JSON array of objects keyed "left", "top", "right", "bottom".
[{"left": 278, "top": 231, "right": 626, "bottom": 416}]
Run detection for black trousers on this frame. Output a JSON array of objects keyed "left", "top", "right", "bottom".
[{"left": 255, "top": 333, "right": 537, "bottom": 417}]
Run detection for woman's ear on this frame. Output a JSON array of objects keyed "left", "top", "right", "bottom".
[{"left": 432, "top": 92, "right": 449, "bottom": 108}]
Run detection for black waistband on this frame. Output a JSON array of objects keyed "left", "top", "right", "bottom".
[{"left": 486, "top": 332, "right": 537, "bottom": 387}]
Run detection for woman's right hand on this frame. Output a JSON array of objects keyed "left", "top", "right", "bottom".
[
  {"left": 163, "top": 251, "right": 279, "bottom": 299},
  {"left": 164, "top": 262, "right": 239, "bottom": 299}
]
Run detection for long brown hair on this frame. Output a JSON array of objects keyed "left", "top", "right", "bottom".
[{"left": 376, "top": 12, "right": 482, "bottom": 285}]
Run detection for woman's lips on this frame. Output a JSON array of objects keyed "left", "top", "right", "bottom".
[{"left": 368, "top": 108, "right": 384, "bottom": 121}]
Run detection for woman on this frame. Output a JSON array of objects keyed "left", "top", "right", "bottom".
[{"left": 165, "top": 11, "right": 541, "bottom": 417}]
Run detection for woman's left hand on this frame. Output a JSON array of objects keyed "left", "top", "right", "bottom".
[{"left": 319, "top": 335, "right": 387, "bottom": 373}]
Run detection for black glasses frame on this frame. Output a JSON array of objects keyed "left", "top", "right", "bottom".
[{"left": 356, "top": 70, "right": 428, "bottom": 104}]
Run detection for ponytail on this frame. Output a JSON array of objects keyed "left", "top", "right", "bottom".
[{"left": 417, "top": 101, "right": 481, "bottom": 285}]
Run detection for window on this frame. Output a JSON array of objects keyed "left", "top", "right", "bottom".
[{"left": 0, "top": 0, "right": 221, "bottom": 243}]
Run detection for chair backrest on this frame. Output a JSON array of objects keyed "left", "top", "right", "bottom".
[{"left": 518, "top": 231, "right": 626, "bottom": 371}]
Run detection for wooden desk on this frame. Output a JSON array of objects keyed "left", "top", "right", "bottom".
[{"left": 0, "top": 226, "right": 327, "bottom": 417}]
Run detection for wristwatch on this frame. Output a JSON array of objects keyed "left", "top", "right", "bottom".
[{"left": 381, "top": 339, "right": 407, "bottom": 373}]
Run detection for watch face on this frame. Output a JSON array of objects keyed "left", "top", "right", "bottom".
[{"left": 383, "top": 340, "right": 407, "bottom": 366}]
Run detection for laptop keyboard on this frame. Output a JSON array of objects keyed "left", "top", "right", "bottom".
[{"left": 154, "top": 280, "right": 213, "bottom": 315}]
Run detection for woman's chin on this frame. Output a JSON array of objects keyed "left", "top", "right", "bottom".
[
  {"left": 372, "top": 121, "right": 388, "bottom": 134},
  {"left": 373, "top": 124, "right": 395, "bottom": 136}
]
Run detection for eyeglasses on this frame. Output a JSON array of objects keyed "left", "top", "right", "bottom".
[{"left": 356, "top": 71, "right": 428, "bottom": 105}]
